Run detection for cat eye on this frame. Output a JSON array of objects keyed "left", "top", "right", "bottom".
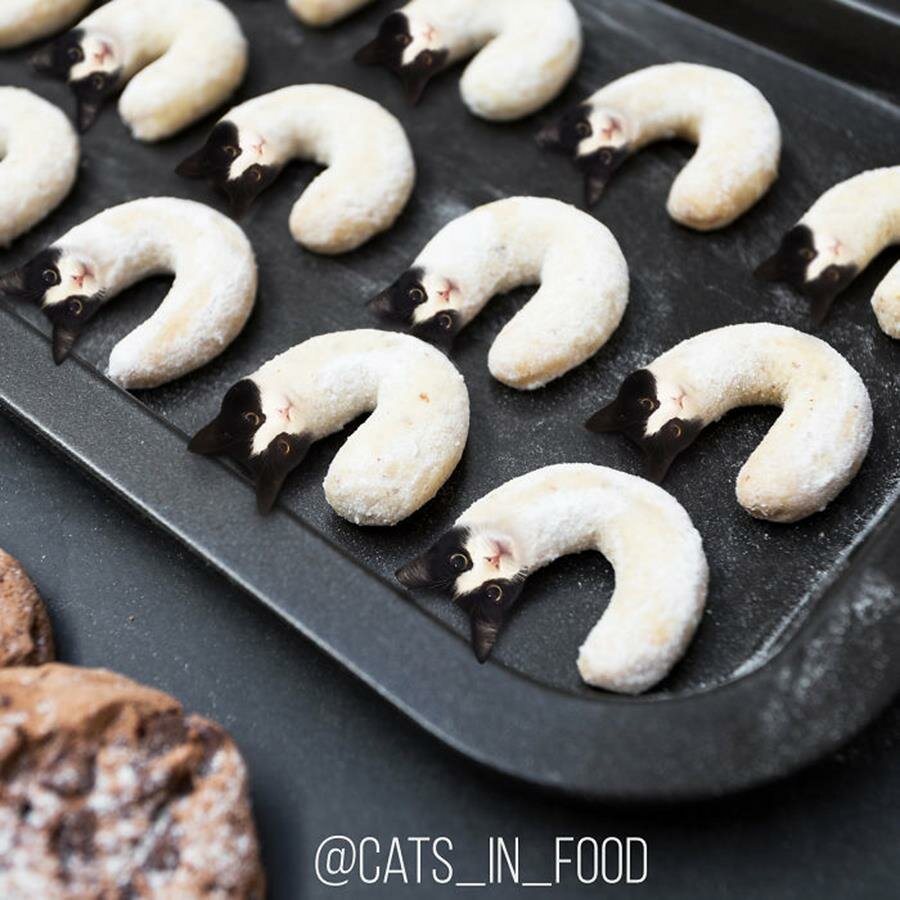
[
  {"left": 395, "top": 33, "right": 411, "bottom": 46},
  {"left": 449, "top": 552, "right": 470, "bottom": 571},
  {"left": 575, "top": 121, "right": 591, "bottom": 138},
  {"left": 67, "top": 47, "right": 84, "bottom": 63},
  {"left": 669, "top": 422, "right": 683, "bottom": 439},
  {"left": 825, "top": 267, "right": 841, "bottom": 282},
  {"left": 243, "top": 411, "right": 261, "bottom": 427},
  {"left": 91, "top": 73, "right": 105, "bottom": 91},
  {"left": 421, "top": 51, "right": 435, "bottom": 67},
  {"left": 408, "top": 286, "right": 426, "bottom": 303},
  {"left": 599, "top": 149, "right": 613, "bottom": 164},
  {"left": 276, "top": 437, "right": 292, "bottom": 455},
  {"left": 437, "top": 313, "right": 453, "bottom": 330},
  {"left": 224, "top": 145, "right": 240, "bottom": 159},
  {"left": 69, "top": 299, "right": 83, "bottom": 315},
  {"left": 639, "top": 398, "right": 655, "bottom": 412},
  {"left": 248, "top": 168, "right": 262, "bottom": 183},
  {"left": 42, "top": 269, "right": 60, "bottom": 286},
  {"left": 799, "top": 247, "right": 816, "bottom": 261},
  {"left": 486, "top": 584, "right": 503, "bottom": 604}
]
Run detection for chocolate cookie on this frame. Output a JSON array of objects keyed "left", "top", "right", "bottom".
[
  {"left": 0, "top": 549, "right": 55, "bottom": 667},
  {"left": 0, "top": 664, "right": 265, "bottom": 898}
]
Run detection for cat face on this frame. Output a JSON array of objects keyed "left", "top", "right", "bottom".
[
  {"left": 188, "top": 379, "right": 312, "bottom": 513},
  {"left": 537, "top": 102, "right": 631, "bottom": 206},
  {"left": 396, "top": 526, "right": 526, "bottom": 662},
  {"left": 176, "top": 122, "right": 281, "bottom": 218},
  {"left": 31, "top": 29, "right": 121, "bottom": 132},
  {"left": 0, "top": 248, "right": 104, "bottom": 363},
  {"left": 354, "top": 12, "right": 449, "bottom": 104},
  {"left": 367, "top": 267, "right": 461, "bottom": 351},
  {"left": 755, "top": 224, "right": 858, "bottom": 323},
  {"left": 585, "top": 369, "right": 702, "bottom": 482}
]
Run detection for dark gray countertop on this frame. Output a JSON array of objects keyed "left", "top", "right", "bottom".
[{"left": 3, "top": 410, "right": 899, "bottom": 899}]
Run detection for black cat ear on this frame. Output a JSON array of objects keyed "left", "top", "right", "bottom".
[
  {"left": 402, "top": 65, "right": 433, "bottom": 106},
  {"left": 471, "top": 615, "right": 500, "bottom": 664},
  {"left": 51, "top": 325, "right": 78, "bottom": 364},
  {"left": 175, "top": 147, "right": 212, "bottom": 179},
  {"left": 30, "top": 42, "right": 57, "bottom": 73},
  {"left": 76, "top": 98, "right": 103, "bottom": 133},
  {"left": 585, "top": 173, "right": 609, "bottom": 207},
  {"left": 187, "top": 418, "right": 230, "bottom": 455},
  {"left": 585, "top": 401, "right": 621, "bottom": 433},
  {"left": 754, "top": 250, "right": 784, "bottom": 282},
  {"left": 642, "top": 445, "right": 676, "bottom": 484},
  {"left": 254, "top": 434, "right": 310, "bottom": 514},
  {"left": 395, "top": 551, "right": 436, "bottom": 589},
  {"left": 536, "top": 122, "right": 562, "bottom": 150},
  {"left": 807, "top": 285, "right": 841, "bottom": 327},
  {"left": 0, "top": 266, "right": 26, "bottom": 297},
  {"left": 353, "top": 38, "right": 383, "bottom": 65},
  {"left": 367, "top": 288, "right": 397, "bottom": 320}
]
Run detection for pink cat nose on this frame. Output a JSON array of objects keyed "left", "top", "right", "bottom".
[{"left": 94, "top": 41, "right": 112, "bottom": 63}]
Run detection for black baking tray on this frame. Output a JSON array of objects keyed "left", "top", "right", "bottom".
[{"left": 1, "top": 0, "right": 899, "bottom": 801}]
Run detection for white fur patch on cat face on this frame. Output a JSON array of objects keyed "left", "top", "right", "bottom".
[
  {"left": 410, "top": 272, "right": 460, "bottom": 324},
  {"left": 805, "top": 230, "right": 845, "bottom": 281},
  {"left": 229, "top": 126, "right": 274, "bottom": 179},
  {"left": 578, "top": 106, "right": 630, "bottom": 158},
  {"left": 69, "top": 32, "right": 119, "bottom": 80},
  {"left": 454, "top": 530, "right": 521, "bottom": 596},
  {"left": 42, "top": 252, "right": 101, "bottom": 306},
  {"left": 401, "top": 13, "right": 443, "bottom": 65},
  {"left": 251, "top": 384, "right": 305, "bottom": 457},
  {"left": 645, "top": 376, "right": 696, "bottom": 435}
]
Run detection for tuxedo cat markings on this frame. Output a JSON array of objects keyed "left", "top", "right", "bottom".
[
  {"left": 0, "top": 198, "right": 257, "bottom": 388},
  {"left": 587, "top": 324, "right": 872, "bottom": 523},
  {"left": 31, "top": 0, "right": 247, "bottom": 140},
  {"left": 368, "top": 197, "right": 629, "bottom": 389},
  {"left": 355, "top": 0, "right": 582, "bottom": 120},
  {"left": 538, "top": 63, "right": 781, "bottom": 229},
  {"left": 756, "top": 167, "right": 900, "bottom": 336},
  {"left": 190, "top": 330, "right": 470, "bottom": 523},
  {"left": 0, "top": 88, "right": 79, "bottom": 246},
  {"left": 397, "top": 464, "right": 709, "bottom": 693},
  {"left": 177, "top": 85, "right": 415, "bottom": 254},
  {"left": 0, "top": 0, "right": 91, "bottom": 49}
]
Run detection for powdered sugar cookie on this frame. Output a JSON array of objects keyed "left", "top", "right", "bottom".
[
  {"left": 756, "top": 166, "right": 900, "bottom": 335},
  {"left": 0, "top": 197, "right": 257, "bottom": 389},
  {"left": 354, "top": 0, "right": 582, "bottom": 120},
  {"left": 0, "top": 87, "right": 79, "bottom": 247},
  {"left": 0, "top": 664, "right": 265, "bottom": 898},
  {"left": 368, "top": 197, "right": 629, "bottom": 389},
  {"left": 189, "top": 329, "right": 470, "bottom": 523},
  {"left": 177, "top": 85, "right": 415, "bottom": 254},
  {"left": 31, "top": 0, "right": 247, "bottom": 138},
  {"left": 396, "top": 464, "right": 708, "bottom": 693},
  {"left": 586, "top": 323, "right": 872, "bottom": 523},
  {"left": 0, "top": 0, "right": 91, "bottom": 49},
  {"left": 287, "top": 0, "right": 373, "bottom": 26},
  {"left": 539, "top": 62, "right": 781, "bottom": 228}
]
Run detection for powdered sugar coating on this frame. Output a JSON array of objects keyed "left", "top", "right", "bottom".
[
  {"left": 458, "top": 464, "right": 708, "bottom": 694},
  {"left": 51, "top": 197, "right": 257, "bottom": 389},
  {"left": 252, "top": 329, "right": 469, "bottom": 525},
  {"left": 0, "top": 88, "right": 79, "bottom": 247},
  {"left": 585, "top": 62, "right": 781, "bottom": 229},
  {"left": 649, "top": 323, "right": 873, "bottom": 522},
  {"left": 287, "top": 0, "right": 373, "bottom": 27},
  {"left": 391, "top": 0, "right": 582, "bottom": 120},
  {"left": 222, "top": 85, "right": 415, "bottom": 254},
  {"left": 798, "top": 167, "right": 900, "bottom": 338},
  {"left": 0, "top": 0, "right": 91, "bottom": 48},
  {"left": 77, "top": 0, "right": 247, "bottom": 141},
  {"left": 0, "top": 664, "right": 264, "bottom": 899},
  {"left": 413, "top": 196, "right": 629, "bottom": 388}
]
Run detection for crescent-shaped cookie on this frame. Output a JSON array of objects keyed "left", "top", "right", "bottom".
[
  {"left": 30, "top": 0, "right": 247, "bottom": 138},
  {"left": 756, "top": 166, "right": 900, "bottom": 335},
  {"left": 354, "top": 0, "right": 582, "bottom": 120},
  {"left": 189, "top": 329, "right": 470, "bottom": 524},
  {"left": 0, "top": 0, "right": 92, "bottom": 48},
  {"left": 367, "top": 196, "right": 629, "bottom": 389},
  {"left": 538, "top": 62, "right": 781, "bottom": 229},
  {"left": 286, "top": 0, "right": 373, "bottom": 27},
  {"left": 176, "top": 85, "right": 416, "bottom": 254},
  {"left": 0, "top": 87, "right": 79, "bottom": 247},
  {"left": 586, "top": 323, "right": 872, "bottom": 523},
  {"left": 0, "top": 197, "right": 257, "bottom": 389},
  {"left": 0, "top": 549, "right": 55, "bottom": 667},
  {"left": 396, "top": 463, "right": 708, "bottom": 693}
]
